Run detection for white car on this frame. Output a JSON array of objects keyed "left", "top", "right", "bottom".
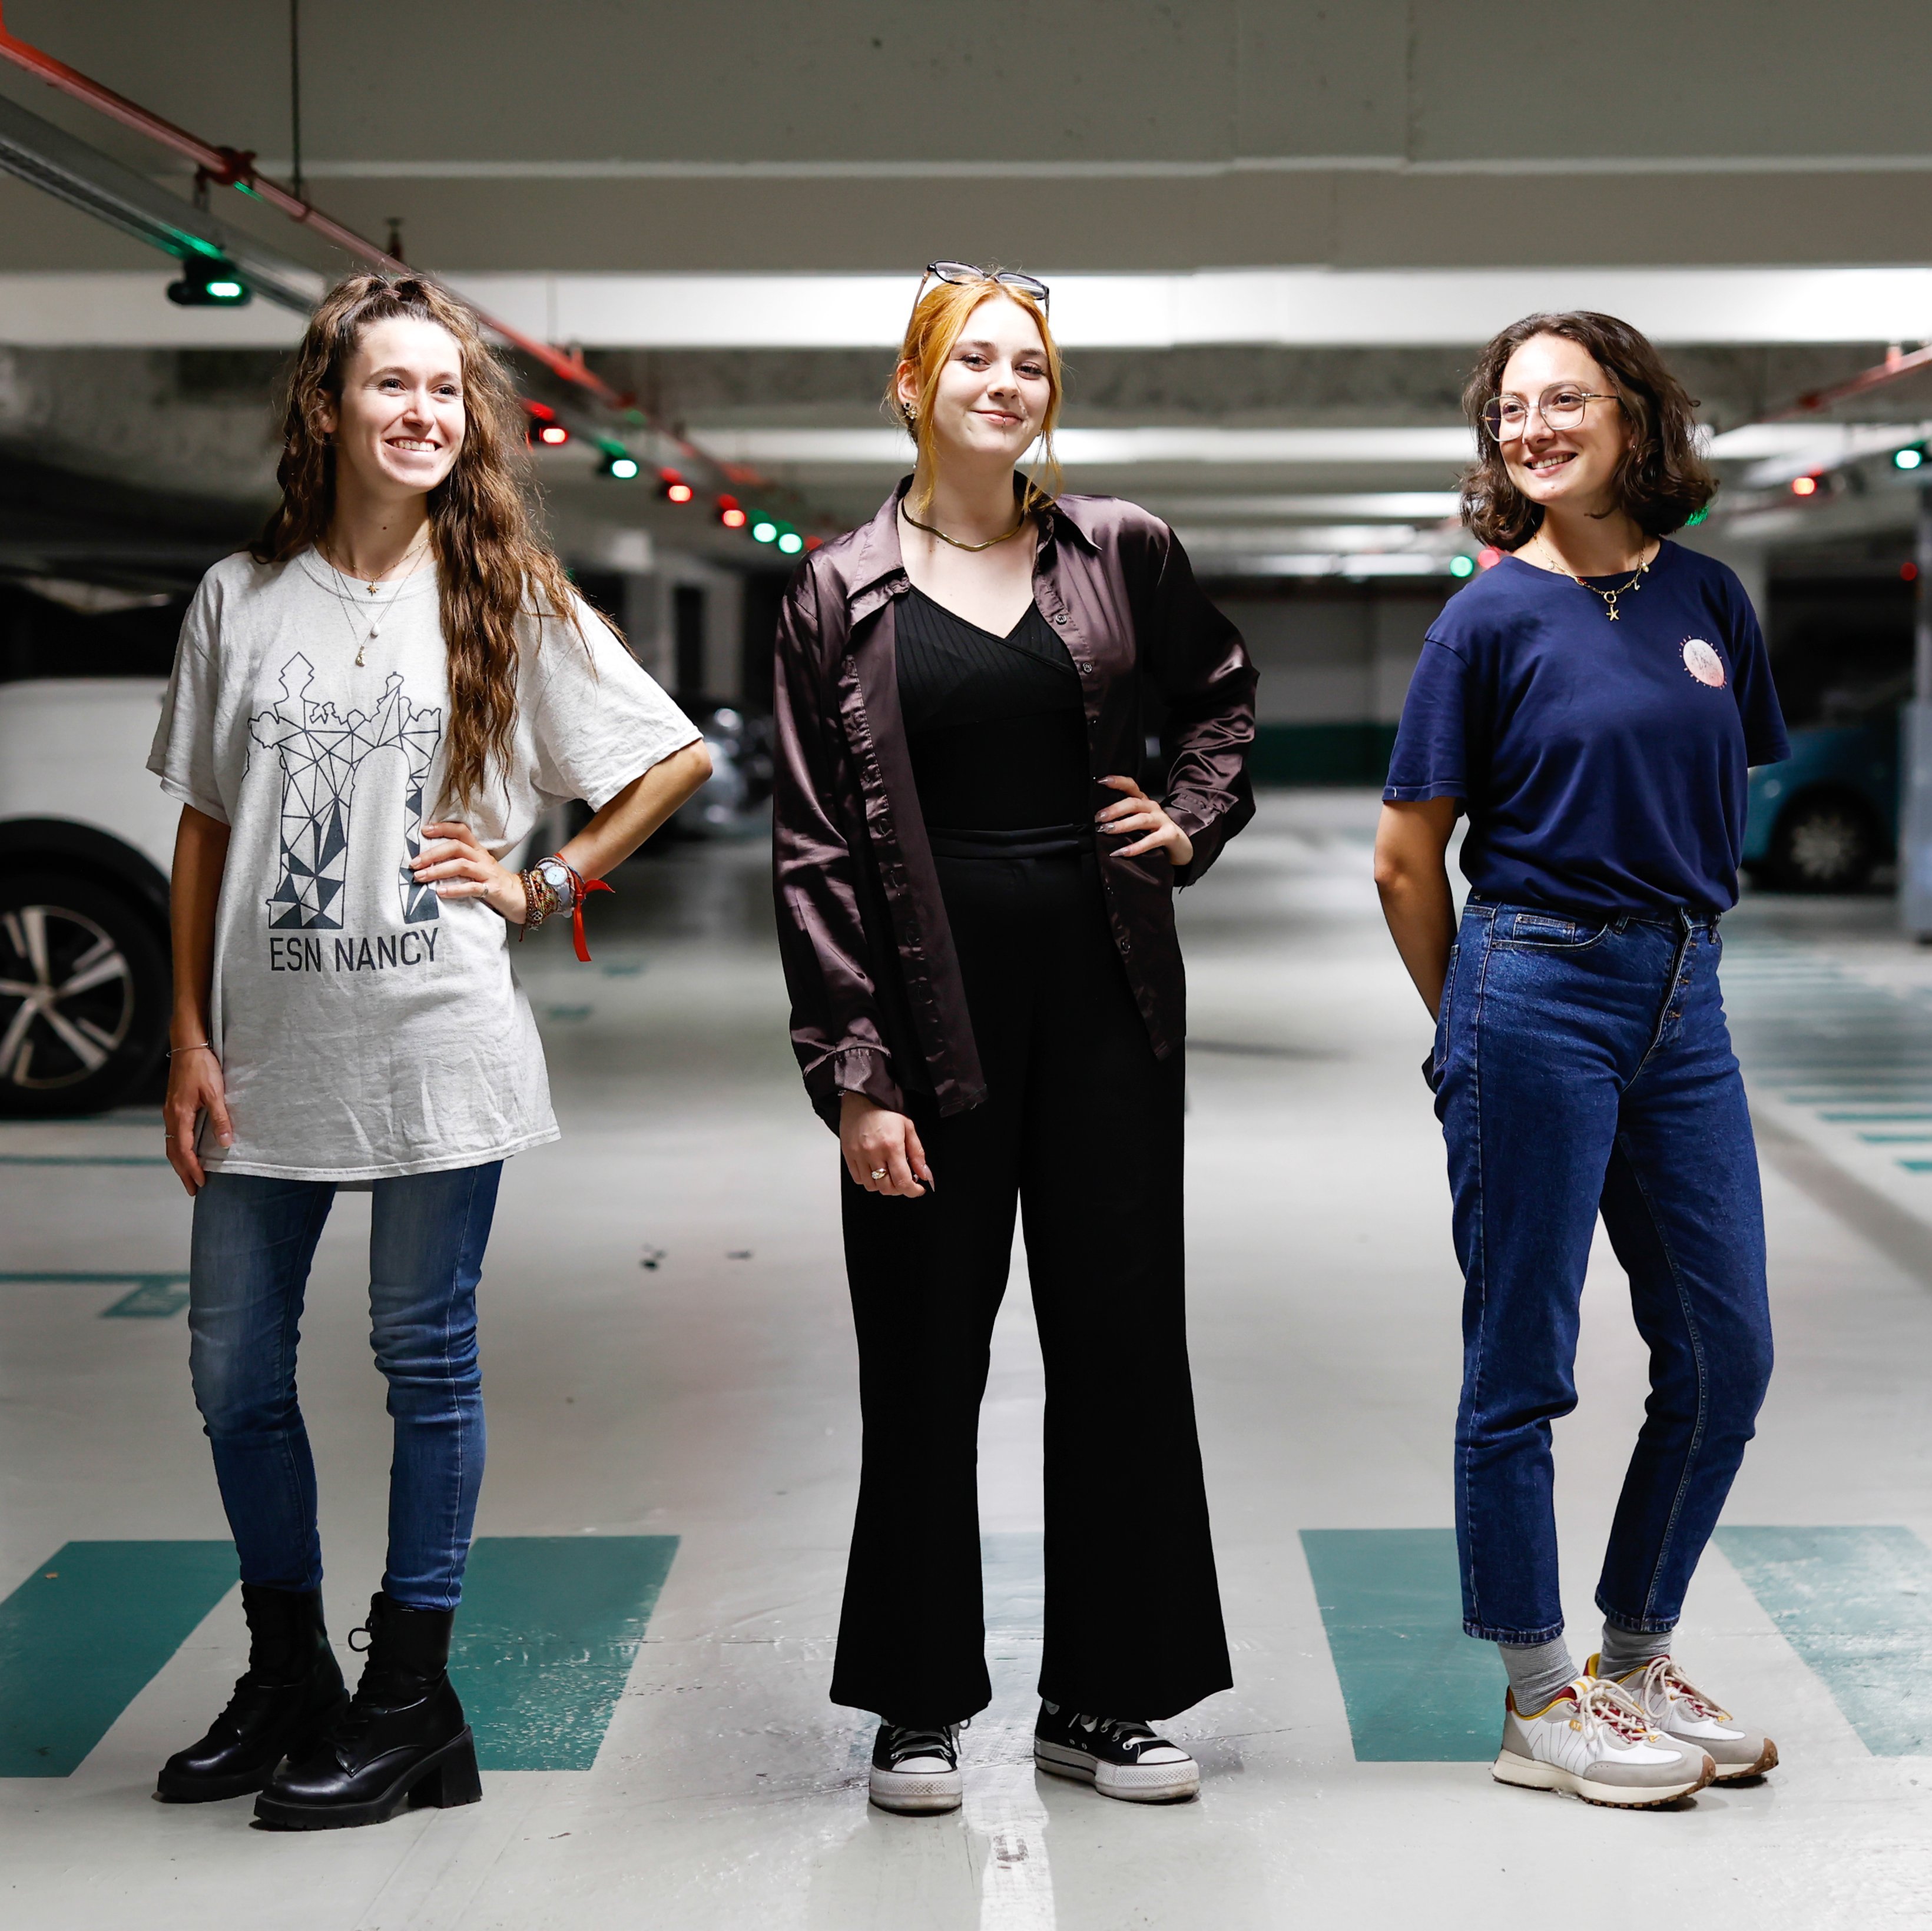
[{"left": 0, "top": 679, "right": 175, "bottom": 1115}]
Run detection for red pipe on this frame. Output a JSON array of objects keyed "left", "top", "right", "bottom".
[
  {"left": 1773, "top": 342, "right": 1932, "bottom": 420},
  {"left": 0, "top": 1, "right": 745, "bottom": 481}
]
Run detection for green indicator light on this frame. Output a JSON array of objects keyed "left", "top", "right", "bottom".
[
  {"left": 1895, "top": 446, "right": 1924, "bottom": 471},
  {"left": 207, "top": 280, "right": 243, "bottom": 300},
  {"left": 777, "top": 530, "right": 804, "bottom": 555},
  {"left": 166, "top": 257, "right": 252, "bottom": 307},
  {"left": 1684, "top": 505, "right": 1709, "bottom": 525},
  {"left": 751, "top": 520, "right": 778, "bottom": 543},
  {"left": 1448, "top": 553, "right": 1476, "bottom": 578}
]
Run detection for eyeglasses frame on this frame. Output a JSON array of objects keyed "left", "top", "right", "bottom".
[
  {"left": 916, "top": 260, "right": 1052, "bottom": 314},
  {"left": 1483, "top": 387, "right": 1622, "bottom": 444}
]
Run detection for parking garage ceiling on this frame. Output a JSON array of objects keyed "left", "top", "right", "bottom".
[{"left": 3, "top": 1, "right": 1931, "bottom": 575}]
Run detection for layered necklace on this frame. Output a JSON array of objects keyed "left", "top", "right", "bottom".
[
  {"left": 319, "top": 527, "right": 433, "bottom": 665},
  {"left": 1528, "top": 533, "right": 1658, "bottom": 622}
]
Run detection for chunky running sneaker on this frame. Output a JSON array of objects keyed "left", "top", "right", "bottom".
[
  {"left": 869, "top": 1720, "right": 963, "bottom": 1814},
  {"left": 1493, "top": 1675, "right": 1714, "bottom": 1809},
  {"left": 1033, "top": 1701, "right": 1199, "bottom": 1803},
  {"left": 1589, "top": 1654, "right": 1779, "bottom": 1781}
]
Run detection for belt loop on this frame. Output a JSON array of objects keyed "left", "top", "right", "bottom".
[{"left": 1613, "top": 914, "right": 1630, "bottom": 934}]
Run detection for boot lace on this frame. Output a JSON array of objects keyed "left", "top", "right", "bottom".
[{"left": 1633, "top": 1657, "right": 1729, "bottom": 1723}]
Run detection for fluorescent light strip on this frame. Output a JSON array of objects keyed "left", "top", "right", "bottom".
[
  {"left": 238, "top": 155, "right": 1932, "bottom": 181},
  {"left": 5, "top": 268, "right": 1927, "bottom": 350}
]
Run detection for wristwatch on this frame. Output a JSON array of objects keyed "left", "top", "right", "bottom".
[{"left": 533, "top": 855, "right": 577, "bottom": 914}]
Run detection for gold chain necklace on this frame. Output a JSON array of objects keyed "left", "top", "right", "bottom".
[
  {"left": 899, "top": 502, "right": 1030, "bottom": 553},
  {"left": 1533, "top": 537, "right": 1655, "bottom": 622},
  {"left": 319, "top": 531, "right": 432, "bottom": 665}
]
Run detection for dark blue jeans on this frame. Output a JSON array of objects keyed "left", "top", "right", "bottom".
[
  {"left": 187, "top": 1163, "right": 502, "bottom": 1611},
  {"left": 1435, "top": 903, "right": 1772, "bottom": 1644}
]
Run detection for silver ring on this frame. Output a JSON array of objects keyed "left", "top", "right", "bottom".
[{"left": 870, "top": 1167, "right": 889, "bottom": 1182}]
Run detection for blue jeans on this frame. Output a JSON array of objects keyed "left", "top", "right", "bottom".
[
  {"left": 187, "top": 1163, "right": 502, "bottom": 1611},
  {"left": 1435, "top": 903, "right": 1772, "bottom": 1644}
]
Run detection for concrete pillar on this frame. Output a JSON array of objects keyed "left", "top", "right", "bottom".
[{"left": 1898, "top": 489, "right": 1932, "bottom": 937}]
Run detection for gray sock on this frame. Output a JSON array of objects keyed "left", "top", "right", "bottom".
[
  {"left": 1597, "top": 1623, "right": 1673, "bottom": 1680},
  {"left": 1498, "top": 1635, "right": 1578, "bottom": 1714}
]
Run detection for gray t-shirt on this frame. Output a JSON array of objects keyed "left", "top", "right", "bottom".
[{"left": 149, "top": 548, "right": 698, "bottom": 1180}]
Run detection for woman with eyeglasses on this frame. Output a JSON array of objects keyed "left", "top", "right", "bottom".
[
  {"left": 773, "top": 263, "right": 1254, "bottom": 1813},
  {"left": 1376, "top": 311, "right": 1788, "bottom": 1807}
]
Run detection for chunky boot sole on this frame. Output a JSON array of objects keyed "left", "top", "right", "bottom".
[
  {"left": 1492, "top": 1746, "right": 1715, "bottom": 1809},
  {"left": 154, "top": 1692, "right": 352, "bottom": 1804},
  {"left": 1035, "top": 1740, "right": 1200, "bottom": 1803},
  {"left": 253, "top": 1728, "right": 482, "bottom": 1831}
]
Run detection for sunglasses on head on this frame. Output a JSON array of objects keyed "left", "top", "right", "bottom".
[{"left": 917, "top": 261, "right": 1051, "bottom": 311}]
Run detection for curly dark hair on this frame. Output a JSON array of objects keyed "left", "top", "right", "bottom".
[{"left": 1459, "top": 311, "right": 1716, "bottom": 550}]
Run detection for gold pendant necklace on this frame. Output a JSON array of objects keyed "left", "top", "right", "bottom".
[
  {"left": 899, "top": 503, "right": 1030, "bottom": 553},
  {"left": 1536, "top": 539, "right": 1652, "bottom": 622},
  {"left": 320, "top": 533, "right": 430, "bottom": 665}
]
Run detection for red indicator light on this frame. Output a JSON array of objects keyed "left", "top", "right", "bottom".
[
  {"left": 1905, "top": 562, "right": 1920, "bottom": 582},
  {"left": 667, "top": 482, "right": 694, "bottom": 503},
  {"left": 805, "top": 535, "right": 824, "bottom": 551},
  {"left": 1477, "top": 546, "right": 1503, "bottom": 570},
  {"left": 538, "top": 423, "right": 569, "bottom": 446},
  {"left": 718, "top": 494, "right": 747, "bottom": 528},
  {"left": 1790, "top": 474, "right": 1818, "bottom": 496}
]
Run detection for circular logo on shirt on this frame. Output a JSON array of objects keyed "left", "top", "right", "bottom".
[{"left": 1681, "top": 638, "right": 1726, "bottom": 688}]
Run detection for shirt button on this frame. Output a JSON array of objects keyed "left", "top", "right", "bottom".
[{"left": 1053, "top": 613, "right": 1068, "bottom": 626}]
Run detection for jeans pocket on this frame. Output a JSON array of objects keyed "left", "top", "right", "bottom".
[
  {"left": 1427, "top": 942, "right": 1460, "bottom": 1093},
  {"left": 1493, "top": 909, "right": 1609, "bottom": 950}
]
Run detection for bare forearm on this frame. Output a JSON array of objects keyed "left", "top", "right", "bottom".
[
  {"left": 168, "top": 807, "right": 230, "bottom": 1043},
  {"left": 1377, "top": 869, "right": 1456, "bottom": 1018},
  {"left": 558, "top": 741, "right": 713, "bottom": 879}
]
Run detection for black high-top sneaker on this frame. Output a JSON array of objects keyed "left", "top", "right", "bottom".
[
  {"left": 253, "top": 1592, "right": 480, "bottom": 1829},
  {"left": 868, "top": 1719, "right": 963, "bottom": 1814},
  {"left": 1033, "top": 1701, "right": 1199, "bottom": 1803},
  {"left": 155, "top": 1584, "right": 348, "bottom": 1803}
]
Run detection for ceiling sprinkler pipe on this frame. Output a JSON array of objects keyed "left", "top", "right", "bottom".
[{"left": 0, "top": 0, "right": 784, "bottom": 502}]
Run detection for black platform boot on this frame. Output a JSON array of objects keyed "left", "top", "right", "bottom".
[
  {"left": 155, "top": 1583, "right": 348, "bottom": 1803},
  {"left": 253, "top": 1591, "right": 480, "bottom": 1830}
]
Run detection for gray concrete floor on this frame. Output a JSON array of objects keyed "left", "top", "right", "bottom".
[{"left": 4, "top": 792, "right": 1932, "bottom": 1927}]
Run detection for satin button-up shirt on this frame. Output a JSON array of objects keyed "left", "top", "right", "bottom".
[{"left": 773, "top": 481, "right": 1256, "bottom": 1127}]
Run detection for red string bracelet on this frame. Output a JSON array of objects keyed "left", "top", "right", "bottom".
[{"left": 552, "top": 858, "right": 612, "bottom": 963}]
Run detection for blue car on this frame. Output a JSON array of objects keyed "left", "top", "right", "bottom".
[{"left": 1744, "top": 715, "right": 1899, "bottom": 892}]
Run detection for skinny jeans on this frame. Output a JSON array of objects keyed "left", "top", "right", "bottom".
[
  {"left": 1435, "top": 901, "right": 1773, "bottom": 1643},
  {"left": 833, "top": 840, "right": 1231, "bottom": 1723},
  {"left": 187, "top": 1162, "right": 501, "bottom": 1611}
]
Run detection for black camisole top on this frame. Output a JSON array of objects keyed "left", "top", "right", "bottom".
[{"left": 894, "top": 586, "right": 1089, "bottom": 836}]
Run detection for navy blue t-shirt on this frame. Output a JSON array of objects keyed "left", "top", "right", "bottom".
[{"left": 1384, "top": 541, "right": 1789, "bottom": 918}]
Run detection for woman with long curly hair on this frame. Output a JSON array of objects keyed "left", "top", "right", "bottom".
[
  {"left": 1375, "top": 312, "right": 1787, "bottom": 1808},
  {"left": 773, "top": 264, "right": 1253, "bottom": 1813},
  {"left": 148, "top": 274, "right": 710, "bottom": 1829}
]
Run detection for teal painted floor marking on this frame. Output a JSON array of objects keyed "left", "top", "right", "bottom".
[
  {"left": 1859, "top": 1133, "right": 1932, "bottom": 1143},
  {"left": 0, "top": 1153, "right": 168, "bottom": 1166},
  {"left": 0, "top": 1272, "right": 190, "bottom": 1318},
  {"left": 0, "top": 1542, "right": 236, "bottom": 1777},
  {"left": 1821, "top": 1111, "right": 1932, "bottom": 1123},
  {"left": 1898, "top": 1161, "right": 1932, "bottom": 1173},
  {"left": 1300, "top": 1529, "right": 1503, "bottom": 1762},
  {"left": 1716, "top": 1527, "right": 1932, "bottom": 1754},
  {"left": 455, "top": 1535, "right": 678, "bottom": 1771}
]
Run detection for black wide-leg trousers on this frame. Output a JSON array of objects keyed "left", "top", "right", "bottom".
[{"left": 830, "top": 844, "right": 1232, "bottom": 1724}]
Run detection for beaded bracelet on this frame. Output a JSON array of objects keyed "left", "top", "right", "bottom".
[{"left": 518, "top": 865, "right": 559, "bottom": 937}]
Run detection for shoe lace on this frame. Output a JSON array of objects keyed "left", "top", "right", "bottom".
[
  {"left": 1078, "top": 1714, "right": 1160, "bottom": 1748},
  {"left": 886, "top": 1721, "right": 959, "bottom": 1765},
  {"left": 1572, "top": 1677, "right": 1662, "bottom": 1746},
  {"left": 1635, "top": 1657, "right": 1729, "bottom": 1723}
]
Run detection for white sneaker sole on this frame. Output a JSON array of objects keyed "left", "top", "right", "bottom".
[
  {"left": 1492, "top": 1747, "right": 1715, "bottom": 1809},
  {"left": 1035, "top": 1739, "right": 1200, "bottom": 1803},
  {"left": 1705, "top": 1737, "right": 1779, "bottom": 1781},
  {"left": 868, "top": 1765, "right": 962, "bottom": 1814}
]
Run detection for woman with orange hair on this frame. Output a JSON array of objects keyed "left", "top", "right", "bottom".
[
  {"left": 149, "top": 274, "right": 710, "bottom": 1828},
  {"left": 773, "top": 264, "right": 1255, "bottom": 1811}
]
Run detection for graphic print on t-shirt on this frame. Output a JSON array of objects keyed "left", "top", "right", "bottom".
[
  {"left": 247, "top": 652, "right": 443, "bottom": 930},
  {"left": 1681, "top": 639, "right": 1727, "bottom": 689}
]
